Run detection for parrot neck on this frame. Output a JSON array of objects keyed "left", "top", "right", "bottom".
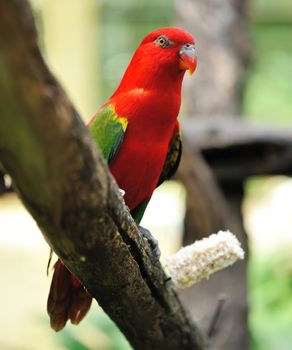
[
  {"left": 112, "top": 58, "right": 185, "bottom": 98},
  {"left": 107, "top": 50, "right": 187, "bottom": 129}
]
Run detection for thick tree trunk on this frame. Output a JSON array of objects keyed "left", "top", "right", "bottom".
[
  {"left": 175, "top": 146, "right": 233, "bottom": 243},
  {"left": 0, "top": 1, "right": 206, "bottom": 349},
  {"left": 175, "top": 0, "right": 251, "bottom": 117},
  {"left": 175, "top": 0, "right": 251, "bottom": 349}
]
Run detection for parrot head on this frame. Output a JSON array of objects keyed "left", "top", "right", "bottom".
[
  {"left": 113, "top": 27, "right": 197, "bottom": 95},
  {"left": 139, "top": 27, "right": 197, "bottom": 76}
]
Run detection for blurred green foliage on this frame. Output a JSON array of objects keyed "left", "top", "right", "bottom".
[
  {"left": 244, "top": 0, "right": 292, "bottom": 125},
  {"left": 251, "top": 0, "right": 292, "bottom": 24},
  {"left": 249, "top": 251, "right": 292, "bottom": 350},
  {"left": 245, "top": 2, "right": 292, "bottom": 348},
  {"left": 244, "top": 25, "right": 292, "bottom": 125}
]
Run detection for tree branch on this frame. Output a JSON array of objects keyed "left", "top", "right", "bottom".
[
  {"left": 182, "top": 117, "right": 292, "bottom": 183},
  {"left": 0, "top": 1, "right": 206, "bottom": 349}
]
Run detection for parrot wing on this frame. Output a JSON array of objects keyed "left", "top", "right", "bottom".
[
  {"left": 88, "top": 103, "right": 128, "bottom": 163},
  {"left": 157, "top": 124, "right": 182, "bottom": 187}
]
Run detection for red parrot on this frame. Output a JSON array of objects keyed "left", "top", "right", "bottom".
[{"left": 47, "top": 27, "right": 197, "bottom": 331}]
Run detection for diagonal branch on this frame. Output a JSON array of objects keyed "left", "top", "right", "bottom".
[{"left": 0, "top": 1, "right": 206, "bottom": 349}]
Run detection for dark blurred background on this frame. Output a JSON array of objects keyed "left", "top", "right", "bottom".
[{"left": 1, "top": 0, "right": 292, "bottom": 349}]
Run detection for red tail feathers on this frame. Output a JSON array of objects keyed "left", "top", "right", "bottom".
[{"left": 47, "top": 259, "right": 92, "bottom": 331}]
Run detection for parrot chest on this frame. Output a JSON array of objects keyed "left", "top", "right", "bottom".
[
  {"left": 108, "top": 89, "right": 180, "bottom": 211},
  {"left": 109, "top": 123, "right": 173, "bottom": 211}
]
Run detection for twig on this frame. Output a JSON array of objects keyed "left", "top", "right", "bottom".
[{"left": 207, "top": 296, "right": 226, "bottom": 338}]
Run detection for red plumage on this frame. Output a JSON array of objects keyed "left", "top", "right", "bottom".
[
  {"left": 108, "top": 27, "right": 196, "bottom": 210},
  {"left": 47, "top": 27, "right": 197, "bottom": 331}
]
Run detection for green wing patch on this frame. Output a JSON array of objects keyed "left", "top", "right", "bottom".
[
  {"left": 157, "top": 129, "right": 182, "bottom": 187},
  {"left": 88, "top": 104, "right": 128, "bottom": 164}
]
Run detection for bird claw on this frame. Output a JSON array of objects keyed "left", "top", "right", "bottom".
[{"left": 138, "top": 226, "right": 161, "bottom": 259}]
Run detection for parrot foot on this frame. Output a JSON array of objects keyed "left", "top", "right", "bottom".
[{"left": 138, "top": 226, "right": 161, "bottom": 259}]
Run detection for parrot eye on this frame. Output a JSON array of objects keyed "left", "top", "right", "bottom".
[{"left": 155, "top": 35, "right": 171, "bottom": 48}]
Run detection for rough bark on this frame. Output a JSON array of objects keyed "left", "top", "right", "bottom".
[{"left": 0, "top": 1, "right": 206, "bottom": 349}]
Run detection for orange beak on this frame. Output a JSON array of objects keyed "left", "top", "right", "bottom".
[{"left": 179, "top": 44, "right": 197, "bottom": 76}]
